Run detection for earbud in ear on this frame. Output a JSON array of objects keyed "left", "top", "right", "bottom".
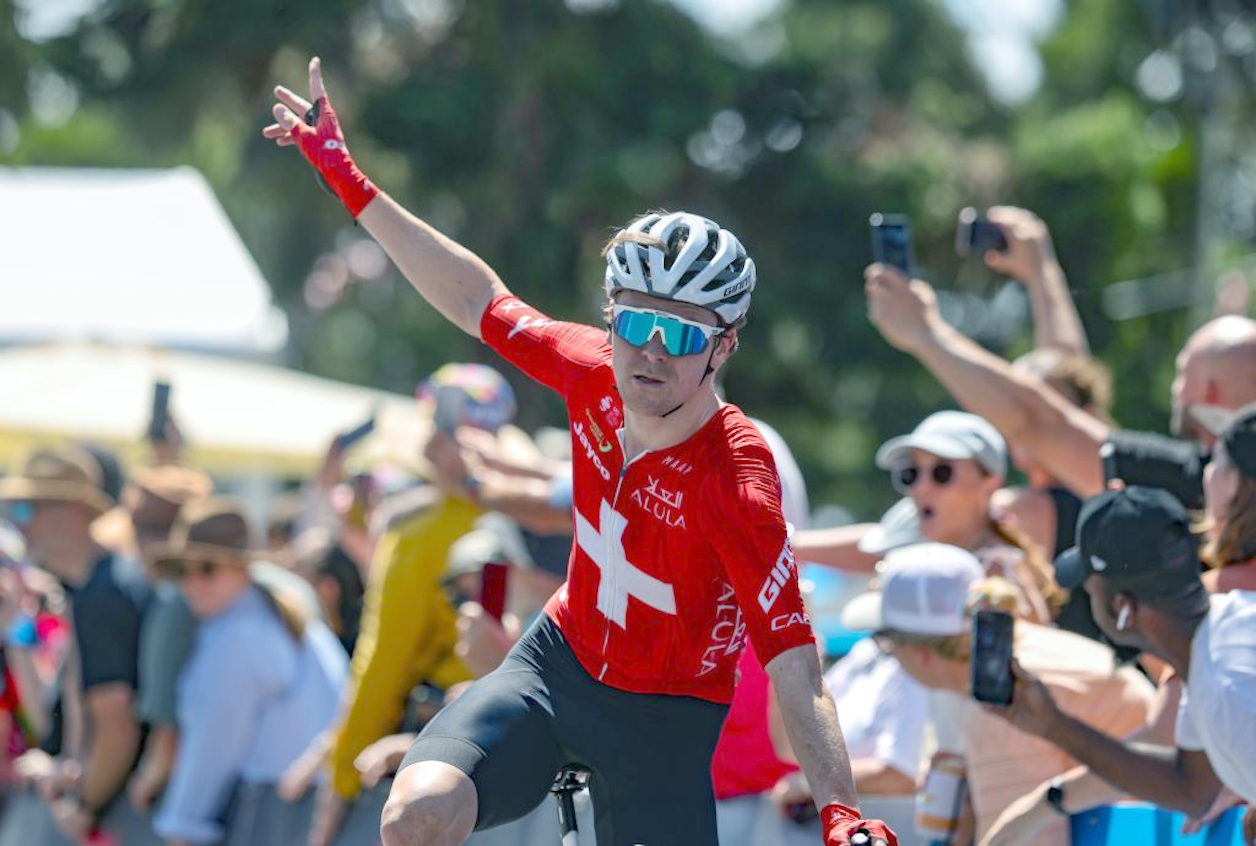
[{"left": 1116, "top": 605, "right": 1132, "bottom": 631}]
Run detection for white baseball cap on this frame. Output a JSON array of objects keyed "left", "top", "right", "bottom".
[
  {"left": 857, "top": 497, "right": 922, "bottom": 555},
  {"left": 875, "top": 411, "right": 1007, "bottom": 479},
  {"left": 841, "top": 543, "right": 986, "bottom": 635}
]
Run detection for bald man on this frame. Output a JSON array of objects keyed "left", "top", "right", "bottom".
[{"left": 864, "top": 265, "right": 1256, "bottom": 508}]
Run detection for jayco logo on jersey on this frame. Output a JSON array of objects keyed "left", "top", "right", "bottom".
[
  {"left": 583, "top": 409, "right": 614, "bottom": 454},
  {"left": 507, "top": 314, "right": 553, "bottom": 340},
  {"left": 757, "top": 542, "right": 796, "bottom": 613},
  {"left": 573, "top": 421, "right": 612, "bottom": 480},
  {"left": 698, "top": 581, "right": 746, "bottom": 677},
  {"left": 630, "top": 475, "right": 686, "bottom": 529}
]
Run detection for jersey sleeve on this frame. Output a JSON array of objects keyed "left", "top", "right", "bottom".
[
  {"left": 480, "top": 295, "right": 611, "bottom": 399},
  {"left": 707, "top": 438, "right": 816, "bottom": 667}
]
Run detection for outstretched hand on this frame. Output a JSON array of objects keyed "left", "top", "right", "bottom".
[
  {"left": 982, "top": 206, "right": 1058, "bottom": 284},
  {"left": 262, "top": 57, "right": 379, "bottom": 217},
  {"left": 865, "top": 263, "right": 941, "bottom": 354},
  {"left": 262, "top": 56, "right": 328, "bottom": 148}
]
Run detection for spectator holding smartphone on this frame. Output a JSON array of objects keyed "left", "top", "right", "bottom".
[
  {"left": 845, "top": 543, "right": 1154, "bottom": 846},
  {"left": 990, "top": 484, "right": 1256, "bottom": 833}
]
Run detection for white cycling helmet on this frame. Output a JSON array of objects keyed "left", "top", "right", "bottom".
[{"left": 603, "top": 211, "right": 757, "bottom": 326}]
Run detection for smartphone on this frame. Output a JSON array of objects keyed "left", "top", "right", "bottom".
[
  {"left": 971, "top": 610, "right": 1015, "bottom": 705},
  {"left": 478, "top": 562, "right": 509, "bottom": 622},
  {"left": 869, "top": 213, "right": 915, "bottom": 277},
  {"left": 147, "top": 381, "right": 172, "bottom": 443},
  {"left": 955, "top": 207, "right": 1008, "bottom": 257},
  {"left": 335, "top": 414, "right": 377, "bottom": 451},
  {"left": 432, "top": 385, "right": 467, "bottom": 435}
]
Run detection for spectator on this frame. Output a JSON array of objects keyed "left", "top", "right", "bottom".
[
  {"left": 288, "top": 363, "right": 514, "bottom": 846},
  {"left": 807, "top": 411, "right": 1065, "bottom": 625},
  {"left": 151, "top": 497, "right": 347, "bottom": 846},
  {"left": 290, "top": 529, "right": 366, "bottom": 655},
  {"left": 1198, "top": 403, "right": 1256, "bottom": 593},
  {"left": 0, "top": 448, "right": 152, "bottom": 843},
  {"left": 843, "top": 543, "right": 1155, "bottom": 846},
  {"left": 866, "top": 264, "right": 1256, "bottom": 508},
  {"left": 982, "top": 403, "right": 1256, "bottom": 845},
  {"left": 89, "top": 464, "right": 214, "bottom": 815},
  {"left": 992, "top": 485, "right": 1256, "bottom": 825}
]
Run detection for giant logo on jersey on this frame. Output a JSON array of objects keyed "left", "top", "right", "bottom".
[
  {"left": 757, "top": 542, "right": 796, "bottom": 613},
  {"left": 575, "top": 500, "right": 676, "bottom": 628}
]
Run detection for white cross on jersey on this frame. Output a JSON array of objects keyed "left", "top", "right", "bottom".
[{"left": 575, "top": 499, "right": 677, "bottom": 628}]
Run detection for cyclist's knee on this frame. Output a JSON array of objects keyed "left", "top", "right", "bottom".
[{"left": 380, "top": 760, "right": 478, "bottom": 846}]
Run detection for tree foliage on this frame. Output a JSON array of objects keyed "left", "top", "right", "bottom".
[{"left": 5, "top": 0, "right": 1237, "bottom": 516}]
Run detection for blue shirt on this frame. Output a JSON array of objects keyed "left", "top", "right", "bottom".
[{"left": 153, "top": 586, "right": 348, "bottom": 845}]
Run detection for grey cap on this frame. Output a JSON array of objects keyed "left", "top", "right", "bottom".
[
  {"left": 875, "top": 411, "right": 1007, "bottom": 479},
  {"left": 444, "top": 514, "right": 532, "bottom": 583}
]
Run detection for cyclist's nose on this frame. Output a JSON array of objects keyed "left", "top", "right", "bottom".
[{"left": 641, "top": 334, "right": 671, "bottom": 361}]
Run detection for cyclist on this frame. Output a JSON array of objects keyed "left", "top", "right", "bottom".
[{"left": 264, "top": 58, "right": 894, "bottom": 846}]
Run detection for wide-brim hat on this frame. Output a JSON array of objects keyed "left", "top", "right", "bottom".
[
  {"left": 0, "top": 447, "right": 115, "bottom": 516},
  {"left": 92, "top": 464, "right": 213, "bottom": 552},
  {"left": 149, "top": 496, "right": 257, "bottom": 571}
]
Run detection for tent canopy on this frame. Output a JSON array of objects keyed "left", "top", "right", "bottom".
[
  {"left": 0, "top": 166, "right": 288, "bottom": 353},
  {"left": 0, "top": 341, "right": 431, "bottom": 476}
]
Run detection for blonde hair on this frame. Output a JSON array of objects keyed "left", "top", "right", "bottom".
[
  {"left": 1202, "top": 476, "right": 1256, "bottom": 569},
  {"left": 989, "top": 518, "right": 1070, "bottom": 619}
]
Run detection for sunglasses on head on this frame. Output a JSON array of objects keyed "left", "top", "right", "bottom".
[
  {"left": 891, "top": 461, "right": 955, "bottom": 493},
  {"left": 610, "top": 305, "right": 724, "bottom": 357}
]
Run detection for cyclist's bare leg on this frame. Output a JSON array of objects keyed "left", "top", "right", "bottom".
[{"left": 380, "top": 761, "right": 478, "bottom": 846}]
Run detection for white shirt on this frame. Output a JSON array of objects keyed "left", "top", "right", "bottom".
[
  {"left": 1175, "top": 591, "right": 1256, "bottom": 803},
  {"left": 824, "top": 638, "right": 929, "bottom": 778}
]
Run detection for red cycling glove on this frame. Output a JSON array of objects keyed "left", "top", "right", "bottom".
[
  {"left": 288, "top": 96, "right": 379, "bottom": 218},
  {"left": 822, "top": 803, "right": 899, "bottom": 846}
]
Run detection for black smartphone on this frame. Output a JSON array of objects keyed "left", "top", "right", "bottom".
[
  {"left": 432, "top": 385, "right": 467, "bottom": 435},
  {"left": 147, "top": 381, "right": 172, "bottom": 443},
  {"left": 869, "top": 213, "right": 915, "bottom": 277},
  {"left": 971, "top": 609, "right": 1014, "bottom": 705},
  {"left": 955, "top": 207, "right": 1008, "bottom": 257},
  {"left": 335, "top": 414, "right": 377, "bottom": 451}
]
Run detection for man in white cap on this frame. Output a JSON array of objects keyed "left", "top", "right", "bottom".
[{"left": 843, "top": 543, "right": 1154, "bottom": 846}]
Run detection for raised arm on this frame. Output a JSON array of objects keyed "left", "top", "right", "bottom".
[
  {"left": 264, "top": 58, "right": 509, "bottom": 338},
  {"left": 983, "top": 206, "right": 1089, "bottom": 356},
  {"left": 866, "top": 264, "right": 1111, "bottom": 498}
]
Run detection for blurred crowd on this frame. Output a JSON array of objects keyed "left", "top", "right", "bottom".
[{"left": 0, "top": 205, "right": 1253, "bottom": 846}]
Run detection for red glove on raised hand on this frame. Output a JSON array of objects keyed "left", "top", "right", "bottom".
[
  {"left": 268, "top": 58, "right": 379, "bottom": 218},
  {"left": 292, "top": 95, "right": 378, "bottom": 218},
  {"left": 822, "top": 803, "right": 899, "bottom": 846}
]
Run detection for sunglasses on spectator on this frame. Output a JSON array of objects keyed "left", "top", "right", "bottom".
[
  {"left": 611, "top": 305, "right": 725, "bottom": 357},
  {"left": 167, "top": 558, "right": 232, "bottom": 580},
  {"left": 891, "top": 462, "right": 956, "bottom": 493}
]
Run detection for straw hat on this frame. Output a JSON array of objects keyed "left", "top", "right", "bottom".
[
  {"left": 150, "top": 497, "right": 256, "bottom": 570},
  {"left": 0, "top": 448, "right": 115, "bottom": 516},
  {"left": 92, "top": 464, "right": 213, "bottom": 552}
]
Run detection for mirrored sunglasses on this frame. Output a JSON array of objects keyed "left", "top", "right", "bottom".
[{"left": 611, "top": 305, "right": 724, "bottom": 357}]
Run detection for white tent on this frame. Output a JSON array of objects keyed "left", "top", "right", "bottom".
[
  {"left": 0, "top": 341, "right": 432, "bottom": 476},
  {"left": 0, "top": 166, "right": 288, "bottom": 353}
]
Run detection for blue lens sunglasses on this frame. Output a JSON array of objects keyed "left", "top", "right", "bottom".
[{"left": 610, "top": 305, "right": 725, "bottom": 357}]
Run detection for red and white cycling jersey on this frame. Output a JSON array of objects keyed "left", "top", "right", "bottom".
[{"left": 482, "top": 295, "right": 814, "bottom": 703}]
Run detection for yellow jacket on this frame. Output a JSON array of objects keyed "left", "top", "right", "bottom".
[{"left": 329, "top": 495, "right": 478, "bottom": 798}]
